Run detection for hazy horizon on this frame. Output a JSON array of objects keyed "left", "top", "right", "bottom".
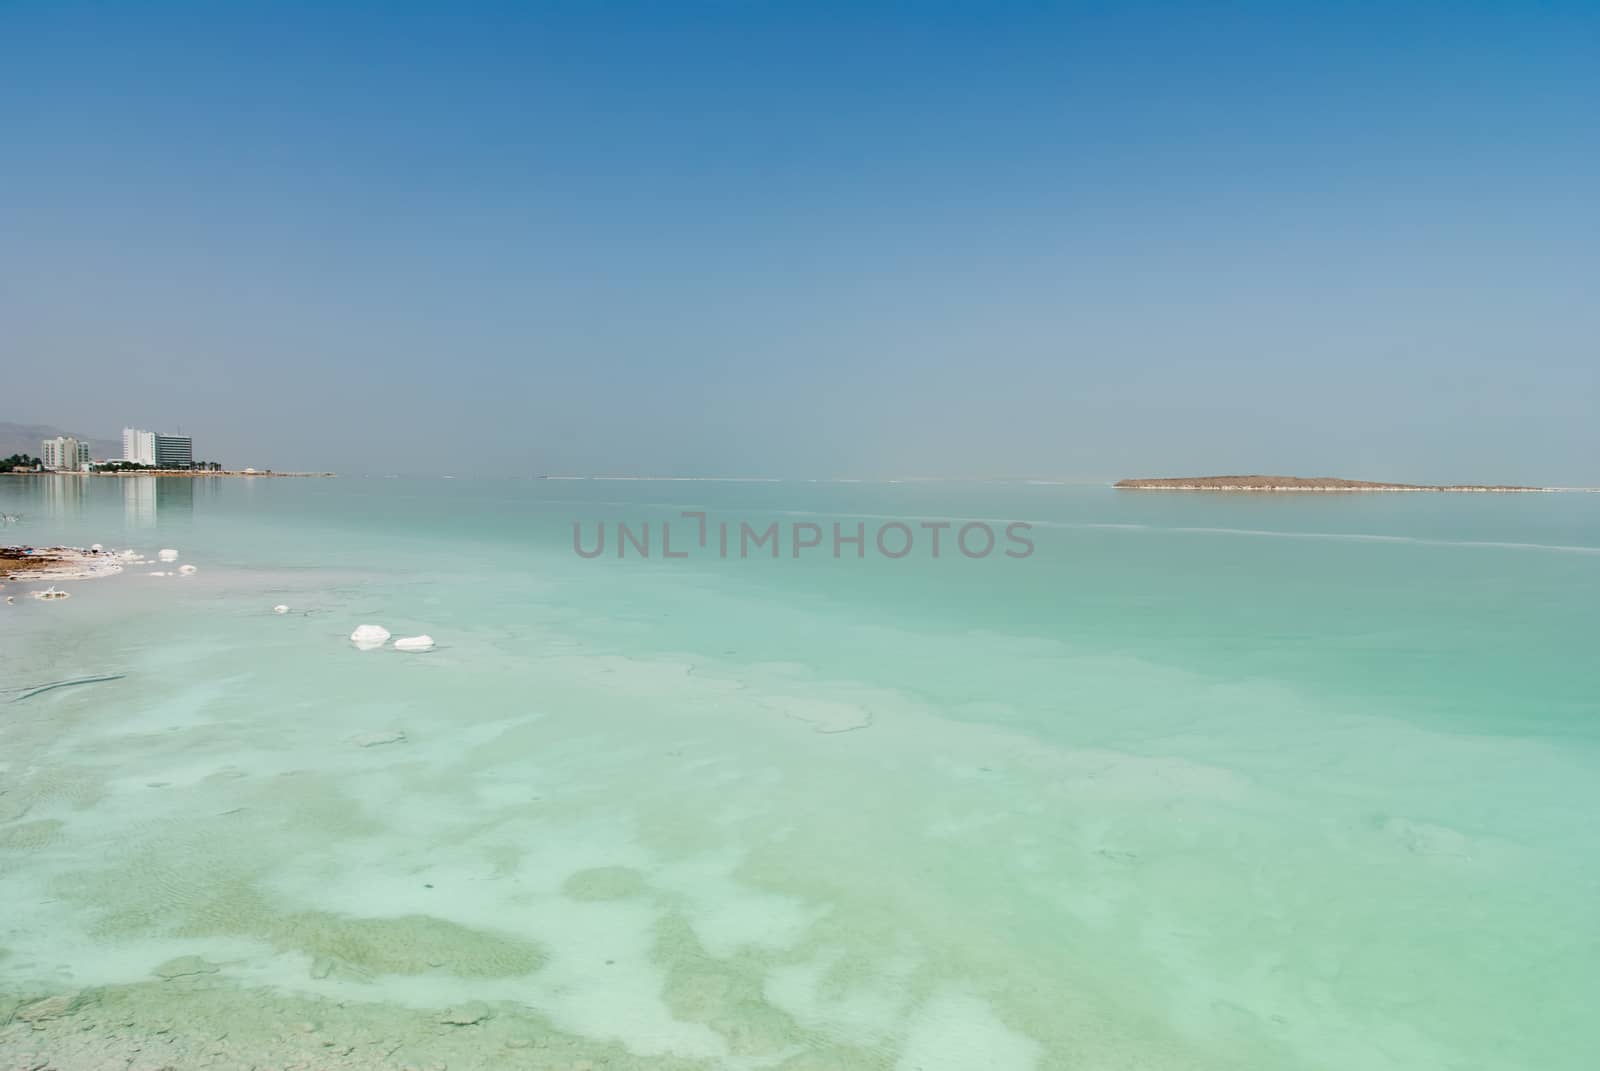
[{"left": 4, "top": 3, "right": 1597, "bottom": 483}]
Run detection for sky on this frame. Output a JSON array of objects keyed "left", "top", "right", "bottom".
[{"left": 2, "top": 1, "right": 1596, "bottom": 481}]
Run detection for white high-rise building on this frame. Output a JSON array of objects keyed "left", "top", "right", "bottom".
[
  {"left": 40, "top": 436, "right": 89, "bottom": 471},
  {"left": 122, "top": 427, "right": 157, "bottom": 465}
]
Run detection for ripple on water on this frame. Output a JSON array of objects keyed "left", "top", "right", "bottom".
[{"left": 0, "top": 819, "right": 65, "bottom": 852}]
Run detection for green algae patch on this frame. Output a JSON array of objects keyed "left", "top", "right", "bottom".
[
  {"left": 231, "top": 905, "right": 547, "bottom": 979},
  {"left": 274, "top": 910, "right": 544, "bottom": 977},
  {"left": 563, "top": 865, "right": 647, "bottom": 901},
  {"left": 145, "top": 881, "right": 547, "bottom": 979},
  {"left": 0, "top": 818, "right": 64, "bottom": 851},
  {"left": 654, "top": 913, "right": 806, "bottom": 1058}
]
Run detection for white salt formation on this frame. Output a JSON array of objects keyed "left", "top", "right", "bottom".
[
  {"left": 157, "top": 548, "right": 179, "bottom": 562},
  {"left": 272, "top": 604, "right": 289, "bottom": 614},
  {"left": 350, "top": 624, "right": 390, "bottom": 650},
  {"left": 178, "top": 564, "right": 198, "bottom": 575},
  {"left": 393, "top": 635, "right": 436, "bottom": 652}
]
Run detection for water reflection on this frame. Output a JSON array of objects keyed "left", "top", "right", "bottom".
[
  {"left": 123, "top": 477, "right": 154, "bottom": 527},
  {"left": 159, "top": 477, "right": 195, "bottom": 515},
  {"left": 41, "top": 475, "right": 87, "bottom": 519},
  {"left": 0, "top": 474, "right": 206, "bottom": 544},
  {"left": 122, "top": 477, "right": 194, "bottom": 528}
]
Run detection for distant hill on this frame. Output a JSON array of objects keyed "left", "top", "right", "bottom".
[{"left": 0, "top": 422, "right": 121, "bottom": 460}]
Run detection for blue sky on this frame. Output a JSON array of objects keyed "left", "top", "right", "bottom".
[{"left": 3, "top": 1, "right": 1596, "bottom": 480}]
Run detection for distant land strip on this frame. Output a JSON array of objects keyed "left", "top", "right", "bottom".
[
  {"left": 1, "top": 470, "right": 335, "bottom": 478},
  {"left": 1114, "top": 475, "right": 1548, "bottom": 492}
]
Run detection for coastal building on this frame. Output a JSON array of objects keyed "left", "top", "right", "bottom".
[
  {"left": 40, "top": 436, "right": 90, "bottom": 471},
  {"left": 122, "top": 427, "right": 195, "bottom": 469},
  {"left": 154, "top": 434, "right": 194, "bottom": 469},
  {"left": 122, "top": 427, "right": 157, "bottom": 465}
]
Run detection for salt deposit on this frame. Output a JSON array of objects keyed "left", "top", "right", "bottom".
[
  {"left": 394, "top": 634, "right": 436, "bottom": 652},
  {"left": 350, "top": 624, "right": 390, "bottom": 649}
]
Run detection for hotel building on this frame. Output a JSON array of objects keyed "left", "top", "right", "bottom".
[
  {"left": 154, "top": 435, "right": 194, "bottom": 468},
  {"left": 122, "top": 427, "right": 157, "bottom": 465},
  {"left": 123, "top": 427, "right": 194, "bottom": 469},
  {"left": 40, "top": 435, "right": 90, "bottom": 471}
]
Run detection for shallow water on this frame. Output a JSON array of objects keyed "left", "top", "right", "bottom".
[{"left": 2, "top": 475, "right": 1598, "bottom": 1069}]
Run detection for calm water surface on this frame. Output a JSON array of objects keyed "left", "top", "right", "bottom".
[{"left": 2, "top": 475, "right": 1597, "bottom": 1069}]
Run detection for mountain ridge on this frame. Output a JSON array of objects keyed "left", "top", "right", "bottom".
[{"left": 0, "top": 421, "right": 121, "bottom": 460}]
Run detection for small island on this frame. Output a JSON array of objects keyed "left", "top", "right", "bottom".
[{"left": 1115, "top": 475, "right": 1547, "bottom": 492}]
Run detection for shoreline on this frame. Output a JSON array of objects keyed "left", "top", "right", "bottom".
[
  {"left": 1, "top": 976, "right": 631, "bottom": 1071},
  {"left": 2, "top": 546, "right": 131, "bottom": 583},
  {"left": 1, "top": 470, "right": 335, "bottom": 479}
]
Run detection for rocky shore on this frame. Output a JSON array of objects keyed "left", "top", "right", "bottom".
[
  {"left": 1, "top": 546, "right": 126, "bottom": 583},
  {"left": 0, "top": 978, "right": 698, "bottom": 1071},
  {"left": 1114, "top": 475, "right": 1547, "bottom": 492}
]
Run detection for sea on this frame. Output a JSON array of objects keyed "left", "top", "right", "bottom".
[{"left": 1, "top": 474, "right": 1597, "bottom": 1070}]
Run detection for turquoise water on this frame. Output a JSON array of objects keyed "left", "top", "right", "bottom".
[{"left": 2, "top": 475, "right": 1598, "bottom": 1068}]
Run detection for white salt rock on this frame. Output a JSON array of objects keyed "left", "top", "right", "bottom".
[
  {"left": 177, "top": 564, "right": 197, "bottom": 575},
  {"left": 394, "top": 635, "right": 436, "bottom": 652},
  {"left": 91, "top": 543, "right": 103, "bottom": 552},
  {"left": 350, "top": 624, "right": 390, "bottom": 649},
  {"left": 148, "top": 571, "right": 167, "bottom": 577},
  {"left": 157, "top": 548, "right": 179, "bottom": 562},
  {"left": 272, "top": 604, "right": 289, "bottom": 614}
]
